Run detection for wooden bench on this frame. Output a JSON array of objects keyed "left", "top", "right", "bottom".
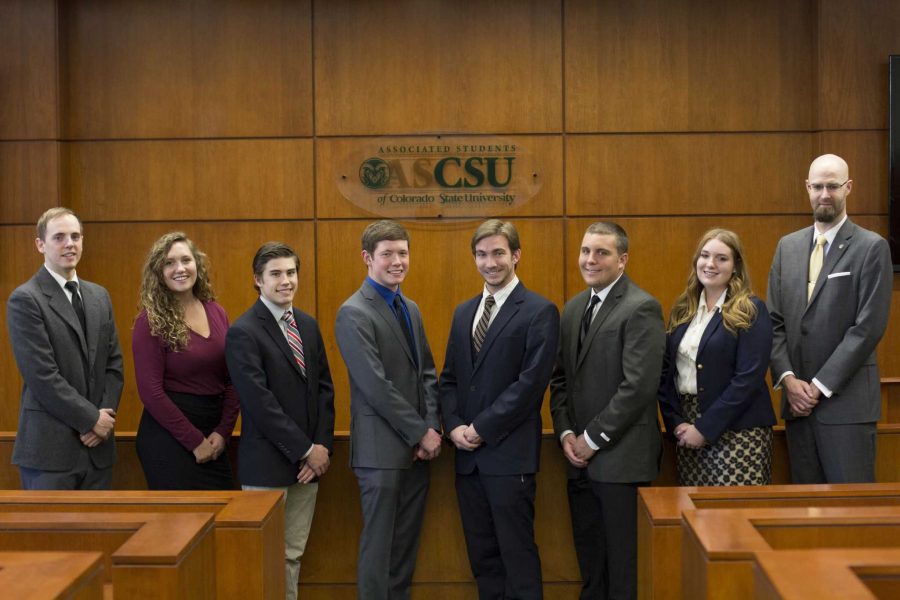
[
  {"left": 0, "top": 551, "right": 105, "bottom": 600},
  {"left": 0, "top": 490, "right": 284, "bottom": 600},
  {"left": 681, "top": 506, "right": 900, "bottom": 600},
  {"left": 753, "top": 548, "right": 900, "bottom": 600},
  {"left": 638, "top": 483, "right": 900, "bottom": 600},
  {"left": 0, "top": 512, "right": 215, "bottom": 599}
]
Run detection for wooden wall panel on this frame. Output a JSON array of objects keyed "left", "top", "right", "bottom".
[
  {"left": 565, "top": 134, "right": 813, "bottom": 216},
  {"left": 565, "top": 0, "right": 813, "bottom": 132},
  {"left": 0, "top": 0, "right": 58, "bottom": 140},
  {"left": 316, "top": 136, "right": 564, "bottom": 218},
  {"left": 60, "top": 0, "right": 312, "bottom": 139},
  {"left": 7, "top": 220, "right": 319, "bottom": 433},
  {"left": 0, "top": 142, "right": 60, "bottom": 224},
  {"left": 63, "top": 139, "right": 314, "bottom": 221},
  {"left": 817, "top": 0, "right": 900, "bottom": 130},
  {"left": 313, "top": 0, "right": 563, "bottom": 135},
  {"left": 317, "top": 219, "right": 565, "bottom": 432}
]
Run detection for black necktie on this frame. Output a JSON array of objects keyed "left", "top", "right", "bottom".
[
  {"left": 578, "top": 294, "right": 600, "bottom": 354},
  {"left": 65, "top": 281, "right": 86, "bottom": 333},
  {"left": 393, "top": 295, "right": 418, "bottom": 368}
]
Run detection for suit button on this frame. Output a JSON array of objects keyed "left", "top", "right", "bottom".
[
  {"left": 470, "top": 386, "right": 476, "bottom": 392},
  {"left": 698, "top": 387, "right": 705, "bottom": 392},
  {"left": 697, "top": 364, "right": 703, "bottom": 370}
]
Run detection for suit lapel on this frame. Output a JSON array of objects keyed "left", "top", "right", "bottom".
[
  {"left": 39, "top": 270, "right": 88, "bottom": 357},
  {"left": 255, "top": 301, "right": 306, "bottom": 380},
  {"left": 472, "top": 283, "right": 522, "bottom": 373},
  {"left": 697, "top": 311, "right": 723, "bottom": 355},
  {"left": 568, "top": 291, "right": 590, "bottom": 365},
  {"left": 807, "top": 220, "right": 854, "bottom": 309},
  {"left": 361, "top": 284, "right": 417, "bottom": 369},
  {"left": 576, "top": 276, "right": 626, "bottom": 369},
  {"left": 79, "top": 283, "right": 102, "bottom": 369}
]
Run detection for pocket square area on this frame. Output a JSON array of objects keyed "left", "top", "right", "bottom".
[{"left": 827, "top": 271, "right": 851, "bottom": 279}]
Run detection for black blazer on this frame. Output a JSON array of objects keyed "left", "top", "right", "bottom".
[
  {"left": 225, "top": 299, "right": 335, "bottom": 487},
  {"left": 658, "top": 296, "right": 775, "bottom": 443},
  {"left": 440, "top": 282, "right": 559, "bottom": 476}
]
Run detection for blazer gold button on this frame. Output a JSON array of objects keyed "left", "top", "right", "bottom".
[{"left": 697, "top": 364, "right": 703, "bottom": 370}]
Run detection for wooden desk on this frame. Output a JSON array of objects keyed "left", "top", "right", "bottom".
[
  {"left": 0, "top": 551, "right": 105, "bottom": 600},
  {"left": 682, "top": 506, "right": 900, "bottom": 600},
  {"left": 638, "top": 483, "right": 900, "bottom": 600},
  {"left": 753, "top": 548, "right": 900, "bottom": 600},
  {"left": 0, "top": 490, "right": 284, "bottom": 600},
  {"left": 0, "top": 512, "right": 215, "bottom": 599}
]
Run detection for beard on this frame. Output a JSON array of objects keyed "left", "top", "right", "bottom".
[{"left": 814, "top": 204, "right": 836, "bottom": 222}]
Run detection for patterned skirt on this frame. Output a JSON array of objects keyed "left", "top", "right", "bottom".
[{"left": 676, "top": 394, "right": 773, "bottom": 486}]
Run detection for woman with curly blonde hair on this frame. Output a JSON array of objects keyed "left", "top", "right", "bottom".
[
  {"left": 132, "top": 232, "right": 238, "bottom": 489},
  {"left": 657, "top": 228, "right": 776, "bottom": 485}
]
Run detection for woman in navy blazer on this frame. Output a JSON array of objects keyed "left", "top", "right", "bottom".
[{"left": 658, "top": 229, "right": 776, "bottom": 486}]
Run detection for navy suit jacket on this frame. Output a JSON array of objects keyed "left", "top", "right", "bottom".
[
  {"left": 658, "top": 296, "right": 775, "bottom": 443},
  {"left": 440, "top": 282, "right": 559, "bottom": 476},
  {"left": 225, "top": 299, "right": 335, "bottom": 487}
]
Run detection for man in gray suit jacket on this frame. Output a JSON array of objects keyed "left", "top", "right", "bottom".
[
  {"left": 550, "top": 222, "right": 665, "bottom": 600},
  {"left": 335, "top": 220, "right": 442, "bottom": 600},
  {"left": 768, "top": 154, "right": 893, "bottom": 483},
  {"left": 7, "top": 207, "right": 123, "bottom": 490}
]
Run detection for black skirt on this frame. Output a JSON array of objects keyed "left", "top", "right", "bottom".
[{"left": 136, "top": 390, "right": 235, "bottom": 490}]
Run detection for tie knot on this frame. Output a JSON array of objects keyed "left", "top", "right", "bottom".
[
  {"left": 589, "top": 294, "right": 600, "bottom": 307},
  {"left": 484, "top": 295, "right": 495, "bottom": 308},
  {"left": 65, "top": 281, "right": 78, "bottom": 294},
  {"left": 282, "top": 309, "right": 294, "bottom": 324},
  {"left": 816, "top": 235, "right": 827, "bottom": 248}
]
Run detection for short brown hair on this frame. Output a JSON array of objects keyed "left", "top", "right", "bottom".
[
  {"left": 585, "top": 221, "right": 628, "bottom": 255},
  {"left": 252, "top": 242, "right": 300, "bottom": 292},
  {"left": 361, "top": 220, "right": 410, "bottom": 255},
  {"left": 37, "top": 207, "right": 81, "bottom": 241},
  {"left": 471, "top": 219, "right": 520, "bottom": 254}
]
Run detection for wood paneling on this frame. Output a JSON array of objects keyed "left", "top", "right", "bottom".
[
  {"left": 565, "top": 134, "right": 813, "bottom": 216},
  {"left": 0, "top": 142, "right": 60, "bottom": 224},
  {"left": 317, "top": 219, "right": 565, "bottom": 432},
  {"left": 313, "top": 0, "right": 563, "bottom": 135},
  {"left": 316, "top": 136, "right": 563, "bottom": 219},
  {"left": 59, "top": 0, "right": 313, "bottom": 139},
  {"left": 63, "top": 139, "right": 314, "bottom": 221},
  {"left": 817, "top": 0, "right": 900, "bottom": 130},
  {"left": 0, "top": 0, "right": 58, "bottom": 140},
  {"left": 565, "top": 0, "right": 813, "bottom": 132},
  {"left": 0, "top": 221, "right": 317, "bottom": 432},
  {"left": 815, "top": 130, "right": 889, "bottom": 215}
]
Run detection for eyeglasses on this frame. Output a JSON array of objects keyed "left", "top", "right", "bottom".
[{"left": 807, "top": 180, "right": 849, "bottom": 193}]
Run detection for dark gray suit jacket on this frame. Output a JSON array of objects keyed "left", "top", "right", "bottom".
[
  {"left": 335, "top": 282, "right": 439, "bottom": 469},
  {"left": 767, "top": 219, "right": 893, "bottom": 423},
  {"left": 550, "top": 274, "right": 665, "bottom": 483},
  {"left": 7, "top": 267, "right": 124, "bottom": 471}
]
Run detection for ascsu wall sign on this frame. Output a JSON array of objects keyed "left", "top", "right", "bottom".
[{"left": 336, "top": 136, "right": 543, "bottom": 218}]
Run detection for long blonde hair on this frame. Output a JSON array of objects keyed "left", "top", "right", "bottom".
[
  {"left": 137, "top": 232, "right": 215, "bottom": 351},
  {"left": 667, "top": 228, "right": 757, "bottom": 335}
]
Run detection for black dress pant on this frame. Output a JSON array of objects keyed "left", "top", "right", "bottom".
[{"left": 567, "top": 471, "right": 643, "bottom": 600}]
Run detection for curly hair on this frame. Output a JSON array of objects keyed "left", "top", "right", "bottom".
[
  {"left": 667, "top": 228, "right": 757, "bottom": 335},
  {"left": 137, "top": 232, "right": 216, "bottom": 351}
]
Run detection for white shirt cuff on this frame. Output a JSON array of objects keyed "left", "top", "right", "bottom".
[
  {"left": 812, "top": 378, "right": 833, "bottom": 398},
  {"left": 302, "top": 445, "right": 313, "bottom": 460},
  {"left": 583, "top": 430, "right": 601, "bottom": 450},
  {"left": 773, "top": 371, "right": 794, "bottom": 390},
  {"left": 560, "top": 430, "right": 575, "bottom": 445}
]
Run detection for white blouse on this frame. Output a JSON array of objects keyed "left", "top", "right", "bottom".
[{"left": 675, "top": 289, "right": 726, "bottom": 395}]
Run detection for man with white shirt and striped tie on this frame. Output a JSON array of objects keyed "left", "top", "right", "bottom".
[
  {"left": 767, "top": 154, "right": 893, "bottom": 484},
  {"left": 225, "top": 241, "right": 335, "bottom": 600}
]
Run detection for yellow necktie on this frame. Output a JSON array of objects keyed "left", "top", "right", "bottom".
[{"left": 807, "top": 234, "right": 827, "bottom": 300}]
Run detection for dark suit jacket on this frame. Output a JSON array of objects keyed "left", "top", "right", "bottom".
[
  {"left": 658, "top": 296, "right": 776, "bottom": 443},
  {"left": 440, "top": 282, "right": 559, "bottom": 476},
  {"left": 7, "top": 267, "right": 124, "bottom": 471},
  {"left": 225, "top": 299, "right": 335, "bottom": 487},
  {"left": 335, "top": 283, "right": 439, "bottom": 470},
  {"left": 767, "top": 219, "right": 893, "bottom": 423},
  {"left": 550, "top": 274, "right": 665, "bottom": 484}
]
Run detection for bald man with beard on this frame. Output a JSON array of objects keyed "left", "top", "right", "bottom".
[{"left": 767, "top": 154, "right": 893, "bottom": 483}]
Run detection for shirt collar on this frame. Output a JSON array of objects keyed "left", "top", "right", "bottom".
[
  {"left": 259, "top": 294, "right": 292, "bottom": 322},
  {"left": 366, "top": 276, "right": 403, "bottom": 306},
  {"left": 698, "top": 288, "right": 727, "bottom": 315},
  {"left": 813, "top": 214, "right": 848, "bottom": 247},
  {"left": 44, "top": 265, "right": 79, "bottom": 291},
  {"left": 482, "top": 275, "right": 519, "bottom": 303},
  {"left": 590, "top": 272, "right": 624, "bottom": 303}
]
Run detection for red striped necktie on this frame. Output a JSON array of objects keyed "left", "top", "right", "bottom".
[{"left": 282, "top": 309, "right": 306, "bottom": 377}]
